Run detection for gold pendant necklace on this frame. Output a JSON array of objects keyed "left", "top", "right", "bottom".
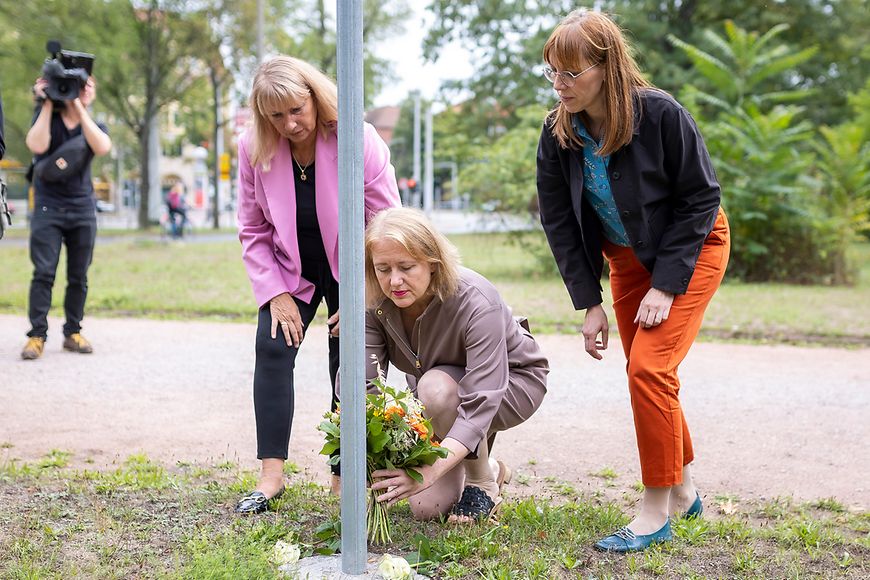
[{"left": 293, "top": 156, "right": 312, "bottom": 181}]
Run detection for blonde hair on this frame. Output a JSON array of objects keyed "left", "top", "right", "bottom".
[
  {"left": 247, "top": 56, "right": 338, "bottom": 170},
  {"left": 543, "top": 9, "right": 652, "bottom": 155},
  {"left": 364, "top": 208, "right": 461, "bottom": 308}
]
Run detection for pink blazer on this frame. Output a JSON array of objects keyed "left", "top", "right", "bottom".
[{"left": 237, "top": 122, "right": 400, "bottom": 307}]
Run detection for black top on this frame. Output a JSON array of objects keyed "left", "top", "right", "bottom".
[
  {"left": 31, "top": 108, "right": 109, "bottom": 211},
  {"left": 294, "top": 160, "right": 329, "bottom": 270},
  {"left": 536, "top": 88, "right": 721, "bottom": 310}
]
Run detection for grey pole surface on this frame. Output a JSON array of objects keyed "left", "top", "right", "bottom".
[
  {"left": 256, "top": 0, "right": 264, "bottom": 63},
  {"left": 336, "top": 0, "right": 367, "bottom": 574},
  {"left": 412, "top": 91, "right": 421, "bottom": 206},
  {"left": 423, "top": 105, "right": 434, "bottom": 213}
]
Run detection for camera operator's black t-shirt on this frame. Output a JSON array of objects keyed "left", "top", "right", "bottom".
[{"left": 31, "top": 109, "right": 109, "bottom": 211}]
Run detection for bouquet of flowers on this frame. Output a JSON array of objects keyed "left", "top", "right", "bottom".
[{"left": 318, "top": 370, "right": 448, "bottom": 544}]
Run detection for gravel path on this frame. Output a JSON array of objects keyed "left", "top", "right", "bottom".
[{"left": 2, "top": 314, "right": 867, "bottom": 509}]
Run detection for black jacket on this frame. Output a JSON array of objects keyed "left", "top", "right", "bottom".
[{"left": 536, "top": 89, "right": 721, "bottom": 310}]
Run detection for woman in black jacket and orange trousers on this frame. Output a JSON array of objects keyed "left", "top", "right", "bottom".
[{"left": 536, "top": 9, "right": 730, "bottom": 552}]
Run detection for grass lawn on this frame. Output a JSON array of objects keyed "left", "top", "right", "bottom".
[
  {"left": 1, "top": 232, "right": 867, "bottom": 345},
  {"left": 1, "top": 452, "right": 867, "bottom": 579}
]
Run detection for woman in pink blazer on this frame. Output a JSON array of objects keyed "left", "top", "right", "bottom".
[{"left": 235, "top": 56, "right": 400, "bottom": 514}]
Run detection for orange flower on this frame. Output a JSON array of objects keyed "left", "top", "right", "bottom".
[
  {"left": 410, "top": 421, "right": 429, "bottom": 440},
  {"left": 384, "top": 405, "right": 405, "bottom": 420}
]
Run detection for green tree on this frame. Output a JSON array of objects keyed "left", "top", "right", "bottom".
[
  {"left": 667, "top": 21, "right": 818, "bottom": 110},
  {"left": 0, "top": 0, "right": 116, "bottom": 165},
  {"left": 268, "top": 0, "right": 410, "bottom": 108},
  {"left": 671, "top": 21, "right": 861, "bottom": 283},
  {"left": 421, "top": 1, "right": 869, "bottom": 128}
]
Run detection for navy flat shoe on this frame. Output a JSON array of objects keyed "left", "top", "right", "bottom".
[
  {"left": 234, "top": 487, "right": 284, "bottom": 514},
  {"left": 594, "top": 520, "right": 672, "bottom": 552},
  {"left": 683, "top": 492, "right": 703, "bottom": 518}
]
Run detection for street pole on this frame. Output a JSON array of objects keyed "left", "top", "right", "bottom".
[
  {"left": 336, "top": 0, "right": 367, "bottom": 574},
  {"left": 256, "top": 0, "right": 264, "bottom": 63},
  {"left": 412, "top": 91, "right": 421, "bottom": 207},
  {"left": 423, "top": 105, "right": 434, "bottom": 214}
]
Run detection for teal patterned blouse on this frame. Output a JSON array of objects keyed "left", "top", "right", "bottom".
[{"left": 572, "top": 115, "right": 630, "bottom": 247}]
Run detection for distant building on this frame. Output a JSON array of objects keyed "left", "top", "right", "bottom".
[{"left": 364, "top": 106, "right": 401, "bottom": 145}]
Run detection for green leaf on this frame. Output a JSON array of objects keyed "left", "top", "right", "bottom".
[
  {"left": 319, "top": 441, "right": 339, "bottom": 456},
  {"left": 369, "top": 432, "right": 390, "bottom": 453},
  {"left": 405, "top": 467, "right": 423, "bottom": 484},
  {"left": 368, "top": 419, "right": 383, "bottom": 436},
  {"left": 318, "top": 421, "right": 339, "bottom": 438}
]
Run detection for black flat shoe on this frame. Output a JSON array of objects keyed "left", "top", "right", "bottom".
[{"left": 234, "top": 487, "right": 284, "bottom": 514}]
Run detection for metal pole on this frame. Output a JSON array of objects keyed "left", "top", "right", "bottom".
[
  {"left": 256, "top": 0, "right": 264, "bottom": 63},
  {"left": 336, "top": 0, "right": 366, "bottom": 574},
  {"left": 423, "top": 105, "right": 434, "bottom": 214},
  {"left": 214, "top": 82, "right": 224, "bottom": 229},
  {"left": 412, "top": 91, "right": 421, "bottom": 207}
]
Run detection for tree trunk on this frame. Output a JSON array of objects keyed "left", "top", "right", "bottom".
[
  {"left": 211, "top": 68, "right": 222, "bottom": 230},
  {"left": 137, "top": 126, "right": 151, "bottom": 230}
]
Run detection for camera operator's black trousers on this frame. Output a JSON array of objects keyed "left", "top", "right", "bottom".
[
  {"left": 253, "top": 260, "right": 339, "bottom": 474},
  {"left": 27, "top": 206, "right": 96, "bottom": 339}
]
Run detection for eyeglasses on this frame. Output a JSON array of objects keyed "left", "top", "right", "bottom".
[{"left": 542, "top": 63, "right": 598, "bottom": 87}]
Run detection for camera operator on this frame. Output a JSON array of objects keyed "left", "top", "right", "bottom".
[{"left": 21, "top": 74, "right": 112, "bottom": 360}]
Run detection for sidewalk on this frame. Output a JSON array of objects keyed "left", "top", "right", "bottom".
[{"left": 2, "top": 314, "right": 868, "bottom": 509}]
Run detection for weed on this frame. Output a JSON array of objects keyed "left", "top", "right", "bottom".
[
  {"left": 228, "top": 471, "right": 259, "bottom": 494},
  {"left": 673, "top": 516, "right": 710, "bottom": 545},
  {"left": 190, "top": 467, "right": 213, "bottom": 479},
  {"left": 714, "top": 517, "right": 753, "bottom": 543},
  {"left": 93, "top": 454, "right": 174, "bottom": 493},
  {"left": 37, "top": 449, "right": 71, "bottom": 469},
  {"left": 836, "top": 550, "right": 856, "bottom": 568},
  {"left": 732, "top": 545, "right": 759, "bottom": 574},
  {"left": 0, "top": 458, "right": 36, "bottom": 481},
  {"left": 759, "top": 496, "right": 793, "bottom": 520},
  {"left": 0, "top": 457, "right": 865, "bottom": 580},
  {"left": 591, "top": 466, "right": 619, "bottom": 480},
  {"left": 643, "top": 545, "right": 667, "bottom": 575},
  {"left": 554, "top": 482, "right": 577, "bottom": 496},
  {"left": 812, "top": 497, "right": 846, "bottom": 513}
]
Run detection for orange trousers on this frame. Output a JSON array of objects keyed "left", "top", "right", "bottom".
[{"left": 603, "top": 209, "right": 730, "bottom": 487}]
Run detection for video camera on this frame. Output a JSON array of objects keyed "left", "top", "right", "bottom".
[{"left": 41, "top": 40, "right": 94, "bottom": 103}]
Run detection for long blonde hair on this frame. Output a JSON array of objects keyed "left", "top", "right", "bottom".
[
  {"left": 364, "top": 208, "right": 461, "bottom": 308},
  {"left": 247, "top": 56, "right": 338, "bottom": 170},
  {"left": 543, "top": 9, "right": 652, "bottom": 155}
]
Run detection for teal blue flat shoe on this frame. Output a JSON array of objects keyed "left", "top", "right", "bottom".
[
  {"left": 594, "top": 520, "right": 672, "bottom": 553},
  {"left": 683, "top": 492, "right": 703, "bottom": 518}
]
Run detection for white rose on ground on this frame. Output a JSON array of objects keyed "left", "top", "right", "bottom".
[
  {"left": 270, "top": 540, "right": 301, "bottom": 566},
  {"left": 378, "top": 553, "right": 412, "bottom": 579}
]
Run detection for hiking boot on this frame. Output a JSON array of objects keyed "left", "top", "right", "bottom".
[
  {"left": 21, "top": 337, "right": 46, "bottom": 360},
  {"left": 63, "top": 333, "right": 94, "bottom": 354}
]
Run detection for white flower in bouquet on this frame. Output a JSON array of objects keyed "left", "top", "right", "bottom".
[
  {"left": 270, "top": 540, "right": 300, "bottom": 566},
  {"left": 378, "top": 553, "right": 412, "bottom": 580}
]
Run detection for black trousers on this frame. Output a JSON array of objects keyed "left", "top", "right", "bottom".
[
  {"left": 27, "top": 205, "right": 97, "bottom": 339},
  {"left": 254, "top": 264, "right": 339, "bottom": 465}
]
